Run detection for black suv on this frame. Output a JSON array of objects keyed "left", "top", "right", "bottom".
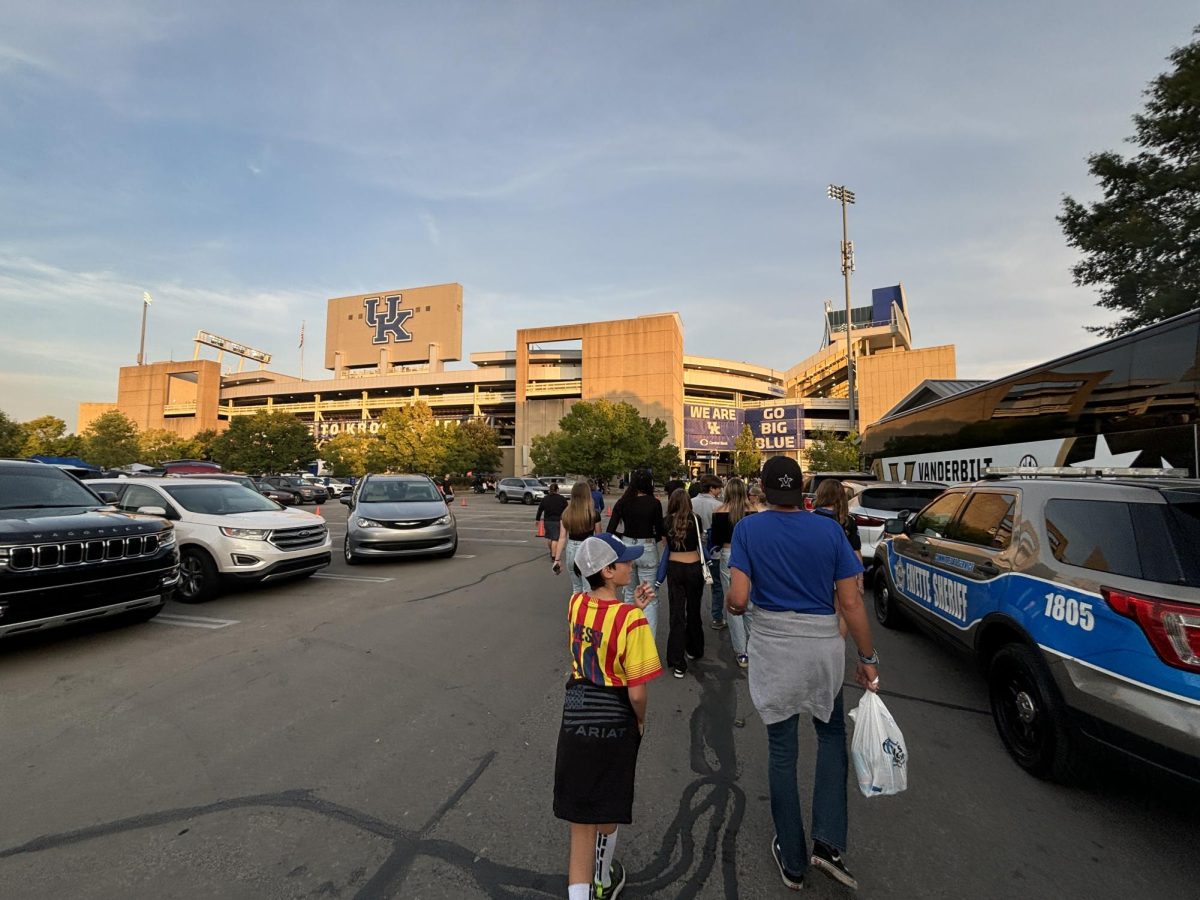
[{"left": 0, "top": 460, "right": 179, "bottom": 638}]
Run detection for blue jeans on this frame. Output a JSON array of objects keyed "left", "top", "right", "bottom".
[
  {"left": 719, "top": 548, "right": 752, "bottom": 656},
  {"left": 766, "top": 690, "right": 849, "bottom": 875},
  {"left": 563, "top": 538, "right": 586, "bottom": 596},
  {"left": 620, "top": 537, "right": 659, "bottom": 636},
  {"left": 707, "top": 556, "right": 725, "bottom": 622}
]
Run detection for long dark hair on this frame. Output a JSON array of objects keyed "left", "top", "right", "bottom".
[
  {"left": 666, "top": 488, "right": 694, "bottom": 545},
  {"left": 814, "top": 479, "right": 849, "bottom": 524}
]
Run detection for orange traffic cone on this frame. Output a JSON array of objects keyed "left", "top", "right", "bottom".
[
  {"left": 604, "top": 506, "right": 612, "bottom": 516},
  {"left": 460, "top": 497, "right": 468, "bottom": 507},
  {"left": 536, "top": 520, "right": 545, "bottom": 537},
  {"left": 315, "top": 505, "right": 322, "bottom": 517}
]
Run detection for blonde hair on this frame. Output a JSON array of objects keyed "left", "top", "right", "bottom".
[
  {"left": 561, "top": 481, "right": 595, "bottom": 534},
  {"left": 723, "top": 477, "right": 750, "bottom": 524}
]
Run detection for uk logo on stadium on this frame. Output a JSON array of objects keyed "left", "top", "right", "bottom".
[{"left": 364, "top": 295, "right": 414, "bottom": 344}]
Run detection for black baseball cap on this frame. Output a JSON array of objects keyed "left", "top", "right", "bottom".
[{"left": 762, "top": 456, "right": 804, "bottom": 506}]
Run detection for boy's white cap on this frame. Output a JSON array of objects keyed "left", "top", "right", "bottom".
[{"left": 575, "top": 534, "right": 644, "bottom": 577}]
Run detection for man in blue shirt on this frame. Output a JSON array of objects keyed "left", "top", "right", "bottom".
[{"left": 726, "top": 455, "right": 879, "bottom": 892}]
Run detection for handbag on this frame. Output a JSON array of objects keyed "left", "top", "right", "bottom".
[{"left": 695, "top": 516, "right": 714, "bottom": 586}]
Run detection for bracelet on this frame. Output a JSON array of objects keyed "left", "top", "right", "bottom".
[{"left": 857, "top": 649, "right": 879, "bottom": 665}]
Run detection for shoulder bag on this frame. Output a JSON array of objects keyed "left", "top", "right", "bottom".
[{"left": 695, "top": 515, "right": 713, "bottom": 586}]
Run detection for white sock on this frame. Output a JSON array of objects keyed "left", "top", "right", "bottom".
[
  {"left": 595, "top": 827, "right": 619, "bottom": 886},
  {"left": 568, "top": 884, "right": 590, "bottom": 900}
]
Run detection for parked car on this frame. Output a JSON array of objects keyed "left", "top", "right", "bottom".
[
  {"left": 872, "top": 468, "right": 1200, "bottom": 783},
  {"left": 848, "top": 482, "right": 946, "bottom": 566},
  {"left": 248, "top": 477, "right": 298, "bottom": 505},
  {"left": 538, "top": 475, "right": 569, "bottom": 488},
  {"left": 160, "top": 459, "right": 222, "bottom": 475},
  {"left": 312, "top": 477, "right": 351, "bottom": 497},
  {"left": 341, "top": 474, "right": 457, "bottom": 563},
  {"left": 90, "top": 477, "right": 331, "bottom": 602},
  {"left": 260, "top": 475, "right": 323, "bottom": 504},
  {"left": 0, "top": 460, "right": 178, "bottom": 638},
  {"left": 496, "top": 477, "right": 547, "bottom": 505},
  {"left": 801, "top": 471, "right": 877, "bottom": 510}
]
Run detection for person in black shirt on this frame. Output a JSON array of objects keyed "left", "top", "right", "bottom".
[
  {"left": 606, "top": 472, "right": 664, "bottom": 636},
  {"left": 664, "top": 475, "right": 685, "bottom": 496},
  {"left": 662, "top": 488, "right": 705, "bottom": 678},
  {"left": 536, "top": 483, "right": 569, "bottom": 558}
]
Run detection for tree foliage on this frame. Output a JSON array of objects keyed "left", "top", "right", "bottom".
[
  {"left": 20, "top": 415, "right": 69, "bottom": 457},
  {"left": 733, "top": 424, "right": 762, "bottom": 478},
  {"left": 82, "top": 411, "right": 142, "bottom": 468},
  {"left": 210, "top": 411, "right": 318, "bottom": 474},
  {"left": 803, "top": 430, "right": 861, "bottom": 473},
  {"left": 0, "top": 410, "right": 24, "bottom": 457},
  {"left": 532, "top": 399, "right": 680, "bottom": 480},
  {"left": 442, "top": 420, "right": 502, "bottom": 475},
  {"left": 139, "top": 429, "right": 190, "bottom": 465},
  {"left": 320, "top": 432, "right": 377, "bottom": 477},
  {"left": 1059, "top": 27, "right": 1200, "bottom": 336},
  {"left": 372, "top": 403, "right": 448, "bottom": 474}
]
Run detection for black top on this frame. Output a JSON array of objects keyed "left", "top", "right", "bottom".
[
  {"left": 662, "top": 513, "right": 701, "bottom": 552},
  {"left": 664, "top": 479, "right": 685, "bottom": 496},
  {"left": 607, "top": 494, "right": 664, "bottom": 540},
  {"left": 536, "top": 493, "right": 568, "bottom": 521},
  {"left": 564, "top": 508, "right": 600, "bottom": 541},
  {"left": 710, "top": 509, "right": 756, "bottom": 549},
  {"left": 813, "top": 507, "right": 861, "bottom": 552}
]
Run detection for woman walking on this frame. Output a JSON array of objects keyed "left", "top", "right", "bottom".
[
  {"left": 606, "top": 472, "right": 664, "bottom": 635},
  {"left": 711, "top": 477, "right": 755, "bottom": 668},
  {"left": 553, "top": 482, "right": 603, "bottom": 595},
  {"left": 662, "top": 488, "right": 705, "bottom": 678}
]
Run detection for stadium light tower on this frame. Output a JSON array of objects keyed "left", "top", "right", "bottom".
[
  {"left": 138, "top": 291, "right": 153, "bottom": 366},
  {"left": 826, "top": 184, "right": 857, "bottom": 433}
]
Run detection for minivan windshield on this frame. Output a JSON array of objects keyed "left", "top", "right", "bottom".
[
  {"left": 162, "top": 484, "right": 281, "bottom": 515},
  {"left": 359, "top": 481, "right": 442, "bottom": 503}
]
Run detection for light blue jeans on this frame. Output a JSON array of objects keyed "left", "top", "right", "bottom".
[
  {"left": 720, "top": 547, "right": 752, "bottom": 657},
  {"left": 563, "top": 538, "right": 586, "bottom": 596},
  {"left": 620, "top": 537, "right": 660, "bottom": 637}
]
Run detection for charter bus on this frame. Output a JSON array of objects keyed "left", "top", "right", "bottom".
[{"left": 862, "top": 309, "right": 1200, "bottom": 482}]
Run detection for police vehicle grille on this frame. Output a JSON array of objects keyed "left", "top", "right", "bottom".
[
  {"left": 5, "top": 532, "right": 164, "bottom": 571},
  {"left": 269, "top": 525, "right": 328, "bottom": 551}
]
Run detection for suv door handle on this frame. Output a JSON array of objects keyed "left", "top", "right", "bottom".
[{"left": 976, "top": 561, "right": 1000, "bottom": 577}]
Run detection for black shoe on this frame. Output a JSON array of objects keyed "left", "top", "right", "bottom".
[
  {"left": 811, "top": 841, "right": 857, "bottom": 890},
  {"left": 711, "top": 619, "right": 727, "bottom": 630},
  {"left": 672, "top": 667, "right": 686, "bottom": 678},
  {"left": 771, "top": 836, "right": 804, "bottom": 891},
  {"left": 593, "top": 858, "right": 625, "bottom": 899}
]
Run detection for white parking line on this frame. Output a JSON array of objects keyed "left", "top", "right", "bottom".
[
  {"left": 312, "top": 573, "right": 395, "bottom": 583},
  {"left": 455, "top": 554, "right": 477, "bottom": 559},
  {"left": 458, "top": 526, "right": 541, "bottom": 533},
  {"left": 153, "top": 614, "right": 240, "bottom": 630},
  {"left": 461, "top": 538, "right": 531, "bottom": 544}
]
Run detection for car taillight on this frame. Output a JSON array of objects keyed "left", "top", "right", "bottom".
[
  {"left": 1102, "top": 587, "right": 1200, "bottom": 673},
  {"left": 852, "top": 513, "right": 886, "bottom": 527}
]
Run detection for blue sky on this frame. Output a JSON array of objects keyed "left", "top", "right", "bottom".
[{"left": 2, "top": 1, "right": 1196, "bottom": 427}]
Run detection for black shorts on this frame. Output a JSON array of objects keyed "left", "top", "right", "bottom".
[{"left": 553, "top": 680, "right": 642, "bottom": 824}]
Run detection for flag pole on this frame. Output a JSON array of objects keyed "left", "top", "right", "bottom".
[{"left": 299, "top": 319, "right": 305, "bottom": 380}]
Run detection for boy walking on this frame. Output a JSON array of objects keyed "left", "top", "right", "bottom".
[{"left": 554, "top": 534, "right": 663, "bottom": 900}]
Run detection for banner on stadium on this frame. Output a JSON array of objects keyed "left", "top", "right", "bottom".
[{"left": 744, "top": 403, "right": 805, "bottom": 451}]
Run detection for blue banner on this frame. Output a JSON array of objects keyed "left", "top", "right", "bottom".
[
  {"left": 684, "top": 403, "right": 741, "bottom": 450},
  {"left": 744, "top": 404, "right": 804, "bottom": 451}
]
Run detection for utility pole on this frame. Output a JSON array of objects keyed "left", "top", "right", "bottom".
[
  {"left": 138, "top": 292, "right": 153, "bottom": 365},
  {"left": 826, "top": 185, "right": 856, "bottom": 433}
]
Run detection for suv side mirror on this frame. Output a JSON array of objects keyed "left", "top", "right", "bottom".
[
  {"left": 884, "top": 518, "right": 908, "bottom": 535},
  {"left": 136, "top": 505, "right": 168, "bottom": 518},
  {"left": 340, "top": 496, "right": 353, "bottom": 507},
  {"left": 96, "top": 491, "right": 119, "bottom": 504}
]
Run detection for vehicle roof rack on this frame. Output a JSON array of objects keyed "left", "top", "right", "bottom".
[{"left": 982, "top": 466, "right": 1189, "bottom": 479}]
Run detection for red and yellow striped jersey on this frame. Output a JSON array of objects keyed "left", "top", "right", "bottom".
[{"left": 567, "top": 592, "right": 663, "bottom": 688}]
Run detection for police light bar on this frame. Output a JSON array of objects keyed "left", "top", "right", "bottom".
[
  {"left": 983, "top": 466, "right": 1189, "bottom": 479},
  {"left": 194, "top": 331, "right": 272, "bottom": 364}
]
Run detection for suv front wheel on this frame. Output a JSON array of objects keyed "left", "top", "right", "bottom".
[
  {"left": 523, "top": 492, "right": 533, "bottom": 505},
  {"left": 178, "top": 547, "right": 219, "bottom": 603},
  {"left": 988, "top": 643, "right": 1081, "bottom": 783}
]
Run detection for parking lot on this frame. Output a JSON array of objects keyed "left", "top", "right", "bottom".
[{"left": 2, "top": 495, "right": 1198, "bottom": 899}]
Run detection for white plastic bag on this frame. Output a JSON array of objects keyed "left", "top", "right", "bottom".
[{"left": 848, "top": 691, "right": 908, "bottom": 798}]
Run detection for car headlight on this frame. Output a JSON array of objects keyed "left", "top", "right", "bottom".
[
  {"left": 219, "top": 527, "right": 270, "bottom": 540},
  {"left": 435, "top": 514, "right": 453, "bottom": 525},
  {"left": 356, "top": 518, "right": 383, "bottom": 528},
  {"left": 159, "top": 529, "right": 177, "bottom": 549}
]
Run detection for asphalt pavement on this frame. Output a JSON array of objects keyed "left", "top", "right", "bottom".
[{"left": 1, "top": 495, "right": 1197, "bottom": 899}]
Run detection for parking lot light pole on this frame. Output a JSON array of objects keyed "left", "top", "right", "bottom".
[
  {"left": 138, "top": 291, "right": 153, "bottom": 366},
  {"left": 826, "top": 184, "right": 856, "bottom": 433}
]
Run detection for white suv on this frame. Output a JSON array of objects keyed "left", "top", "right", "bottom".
[{"left": 91, "top": 477, "right": 331, "bottom": 602}]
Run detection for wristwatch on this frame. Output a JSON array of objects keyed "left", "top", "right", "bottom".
[{"left": 857, "top": 649, "right": 879, "bottom": 665}]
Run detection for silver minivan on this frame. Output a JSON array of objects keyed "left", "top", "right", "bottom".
[{"left": 342, "top": 474, "right": 457, "bottom": 563}]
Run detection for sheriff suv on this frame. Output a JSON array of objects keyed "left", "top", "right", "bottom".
[
  {"left": 0, "top": 460, "right": 179, "bottom": 638},
  {"left": 872, "top": 468, "right": 1200, "bottom": 783}
]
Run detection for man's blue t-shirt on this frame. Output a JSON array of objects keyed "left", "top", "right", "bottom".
[{"left": 728, "top": 509, "right": 863, "bottom": 614}]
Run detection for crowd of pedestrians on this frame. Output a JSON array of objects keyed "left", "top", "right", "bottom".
[{"left": 545, "top": 463, "right": 881, "bottom": 898}]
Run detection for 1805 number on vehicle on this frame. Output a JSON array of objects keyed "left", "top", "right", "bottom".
[{"left": 1043, "top": 592, "right": 1095, "bottom": 631}]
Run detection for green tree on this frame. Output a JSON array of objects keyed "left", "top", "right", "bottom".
[
  {"left": 646, "top": 442, "right": 683, "bottom": 481},
  {"left": 321, "top": 431, "right": 378, "bottom": 477},
  {"left": 210, "top": 411, "right": 318, "bottom": 473},
  {"left": 177, "top": 429, "right": 222, "bottom": 461},
  {"left": 139, "top": 429, "right": 189, "bottom": 465},
  {"left": 442, "top": 420, "right": 502, "bottom": 475},
  {"left": 20, "top": 415, "right": 68, "bottom": 457},
  {"left": 803, "top": 430, "right": 861, "bottom": 472},
  {"left": 532, "top": 400, "right": 680, "bottom": 481},
  {"left": 733, "top": 424, "right": 762, "bottom": 478},
  {"left": 0, "top": 410, "right": 22, "bottom": 457},
  {"left": 530, "top": 430, "right": 567, "bottom": 475},
  {"left": 1059, "top": 27, "right": 1200, "bottom": 336},
  {"left": 373, "top": 403, "right": 448, "bottom": 473},
  {"left": 82, "top": 411, "right": 141, "bottom": 468}
]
